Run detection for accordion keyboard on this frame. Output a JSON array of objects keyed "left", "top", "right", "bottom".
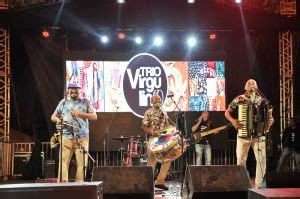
[{"left": 238, "top": 104, "right": 248, "bottom": 138}]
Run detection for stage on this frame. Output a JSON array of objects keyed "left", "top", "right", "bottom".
[
  {"left": 1, "top": 179, "right": 300, "bottom": 199},
  {"left": 1, "top": 0, "right": 300, "bottom": 199}
]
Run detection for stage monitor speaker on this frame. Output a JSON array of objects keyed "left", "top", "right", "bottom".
[
  {"left": 0, "top": 182, "right": 103, "bottom": 199},
  {"left": 92, "top": 166, "right": 153, "bottom": 199},
  {"left": 183, "top": 165, "right": 251, "bottom": 199},
  {"left": 266, "top": 172, "right": 300, "bottom": 188}
]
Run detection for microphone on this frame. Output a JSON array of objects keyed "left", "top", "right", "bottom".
[
  {"left": 167, "top": 94, "right": 174, "bottom": 98},
  {"left": 64, "top": 90, "right": 68, "bottom": 100},
  {"left": 115, "top": 106, "right": 120, "bottom": 109}
]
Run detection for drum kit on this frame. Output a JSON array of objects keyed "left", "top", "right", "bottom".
[
  {"left": 114, "top": 134, "right": 148, "bottom": 166},
  {"left": 114, "top": 126, "right": 188, "bottom": 166}
]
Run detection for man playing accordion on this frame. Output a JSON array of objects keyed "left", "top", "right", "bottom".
[{"left": 225, "top": 79, "right": 274, "bottom": 188}]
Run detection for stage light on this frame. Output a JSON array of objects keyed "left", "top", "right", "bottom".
[
  {"left": 135, "top": 36, "right": 143, "bottom": 44},
  {"left": 41, "top": 30, "right": 50, "bottom": 38},
  {"left": 117, "top": 0, "right": 125, "bottom": 4},
  {"left": 187, "top": 0, "right": 195, "bottom": 3},
  {"left": 235, "top": 0, "right": 242, "bottom": 3},
  {"left": 100, "top": 35, "right": 109, "bottom": 44},
  {"left": 153, "top": 36, "right": 163, "bottom": 46},
  {"left": 209, "top": 33, "right": 217, "bottom": 40},
  {"left": 187, "top": 36, "right": 197, "bottom": 47},
  {"left": 118, "top": 32, "right": 126, "bottom": 40}
]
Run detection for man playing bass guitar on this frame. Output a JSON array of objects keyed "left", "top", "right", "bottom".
[{"left": 192, "top": 111, "right": 215, "bottom": 165}]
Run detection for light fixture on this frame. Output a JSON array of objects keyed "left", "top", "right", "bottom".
[
  {"left": 117, "top": 0, "right": 125, "bottom": 4},
  {"left": 118, "top": 32, "right": 126, "bottom": 40},
  {"left": 100, "top": 35, "right": 109, "bottom": 44},
  {"left": 187, "top": 36, "right": 197, "bottom": 47},
  {"left": 153, "top": 36, "right": 163, "bottom": 46},
  {"left": 209, "top": 33, "right": 217, "bottom": 40},
  {"left": 135, "top": 36, "right": 143, "bottom": 44},
  {"left": 41, "top": 30, "right": 50, "bottom": 38}
]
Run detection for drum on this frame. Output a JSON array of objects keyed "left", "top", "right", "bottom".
[
  {"left": 149, "top": 126, "right": 187, "bottom": 163},
  {"left": 123, "top": 152, "right": 132, "bottom": 166},
  {"left": 128, "top": 140, "right": 138, "bottom": 157}
]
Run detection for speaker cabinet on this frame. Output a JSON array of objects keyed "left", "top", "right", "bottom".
[
  {"left": 12, "top": 152, "right": 32, "bottom": 176},
  {"left": 266, "top": 172, "right": 300, "bottom": 188},
  {"left": 0, "top": 182, "right": 103, "bottom": 199},
  {"left": 183, "top": 165, "right": 251, "bottom": 199},
  {"left": 92, "top": 166, "right": 153, "bottom": 199}
]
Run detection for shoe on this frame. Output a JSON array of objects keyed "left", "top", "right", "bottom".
[{"left": 155, "top": 184, "right": 169, "bottom": 191}]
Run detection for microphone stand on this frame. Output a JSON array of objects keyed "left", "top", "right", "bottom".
[
  {"left": 103, "top": 107, "right": 119, "bottom": 166},
  {"left": 169, "top": 96, "right": 186, "bottom": 197},
  {"left": 77, "top": 140, "right": 96, "bottom": 181},
  {"left": 59, "top": 95, "right": 67, "bottom": 183},
  {"left": 256, "top": 89, "right": 272, "bottom": 176}
]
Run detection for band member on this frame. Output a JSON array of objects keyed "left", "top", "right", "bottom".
[
  {"left": 142, "top": 95, "right": 170, "bottom": 191},
  {"left": 192, "top": 111, "right": 213, "bottom": 165},
  {"left": 276, "top": 118, "right": 300, "bottom": 172},
  {"left": 51, "top": 83, "right": 97, "bottom": 182},
  {"left": 225, "top": 79, "right": 274, "bottom": 188}
]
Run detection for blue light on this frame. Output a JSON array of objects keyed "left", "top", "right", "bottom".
[
  {"left": 153, "top": 36, "right": 163, "bottom": 46},
  {"left": 187, "top": 36, "right": 197, "bottom": 47},
  {"left": 135, "top": 36, "right": 143, "bottom": 44}
]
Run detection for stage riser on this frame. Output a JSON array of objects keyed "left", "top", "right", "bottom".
[
  {"left": 248, "top": 188, "right": 300, "bottom": 199},
  {"left": 191, "top": 192, "right": 248, "bottom": 198},
  {"left": 0, "top": 182, "right": 103, "bottom": 199}
]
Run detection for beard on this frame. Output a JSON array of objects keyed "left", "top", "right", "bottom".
[
  {"left": 246, "top": 87, "right": 256, "bottom": 93},
  {"left": 70, "top": 93, "right": 78, "bottom": 100}
]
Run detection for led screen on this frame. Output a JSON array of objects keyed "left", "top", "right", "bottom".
[{"left": 66, "top": 54, "right": 225, "bottom": 117}]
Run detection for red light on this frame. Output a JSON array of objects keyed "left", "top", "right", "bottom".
[
  {"left": 42, "top": 30, "right": 50, "bottom": 38},
  {"left": 209, "top": 33, "right": 217, "bottom": 40},
  {"left": 118, "top": 32, "right": 126, "bottom": 40}
]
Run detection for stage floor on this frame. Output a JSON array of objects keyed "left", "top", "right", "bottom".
[
  {"left": 1, "top": 179, "right": 300, "bottom": 199},
  {"left": 154, "top": 181, "right": 181, "bottom": 198}
]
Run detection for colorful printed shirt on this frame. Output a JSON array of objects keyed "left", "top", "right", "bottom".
[
  {"left": 229, "top": 93, "right": 263, "bottom": 110},
  {"left": 142, "top": 107, "right": 169, "bottom": 137},
  {"left": 53, "top": 98, "right": 95, "bottom": 139},
  {"left": 229, "top": 92, "right": 274, "bottom": 136}
]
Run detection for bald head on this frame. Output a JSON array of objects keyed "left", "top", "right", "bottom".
[
  {"left": 151, "top": 95, "right": 162, "bottom": 108},
  {"left": 244, "top": 79, "right": 258, "bottom": 93}
]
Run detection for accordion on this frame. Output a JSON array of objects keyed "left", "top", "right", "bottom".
[{"left": 238, "top": 101, "right": 269, "bottom": 138}]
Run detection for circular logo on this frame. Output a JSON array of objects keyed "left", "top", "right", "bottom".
[{"left": 123, "top": 53, "right": 168, "bottom": 118}]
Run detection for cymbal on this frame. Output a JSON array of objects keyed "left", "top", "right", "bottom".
[
  {"left": 114, "top": 136, "right": 130, "bottom": 140},
  {"left": 129, "top": 135, "right": 144, "bottom": 139}
]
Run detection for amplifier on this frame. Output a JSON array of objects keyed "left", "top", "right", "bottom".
[{"left": 12, "top": 152, "right": 32, "bottom": 176}]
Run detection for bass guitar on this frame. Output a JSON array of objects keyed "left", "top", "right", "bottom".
[{"left": 191, "top": 124, "right": 231, "bottom": 144}]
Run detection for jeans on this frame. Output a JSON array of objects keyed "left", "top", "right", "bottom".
[
  {"left": 276, "top": 147, "right": 300, "bottom": 172},
  {"left": 195, "top": 144, "right": 211, "bottom": 165}
]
